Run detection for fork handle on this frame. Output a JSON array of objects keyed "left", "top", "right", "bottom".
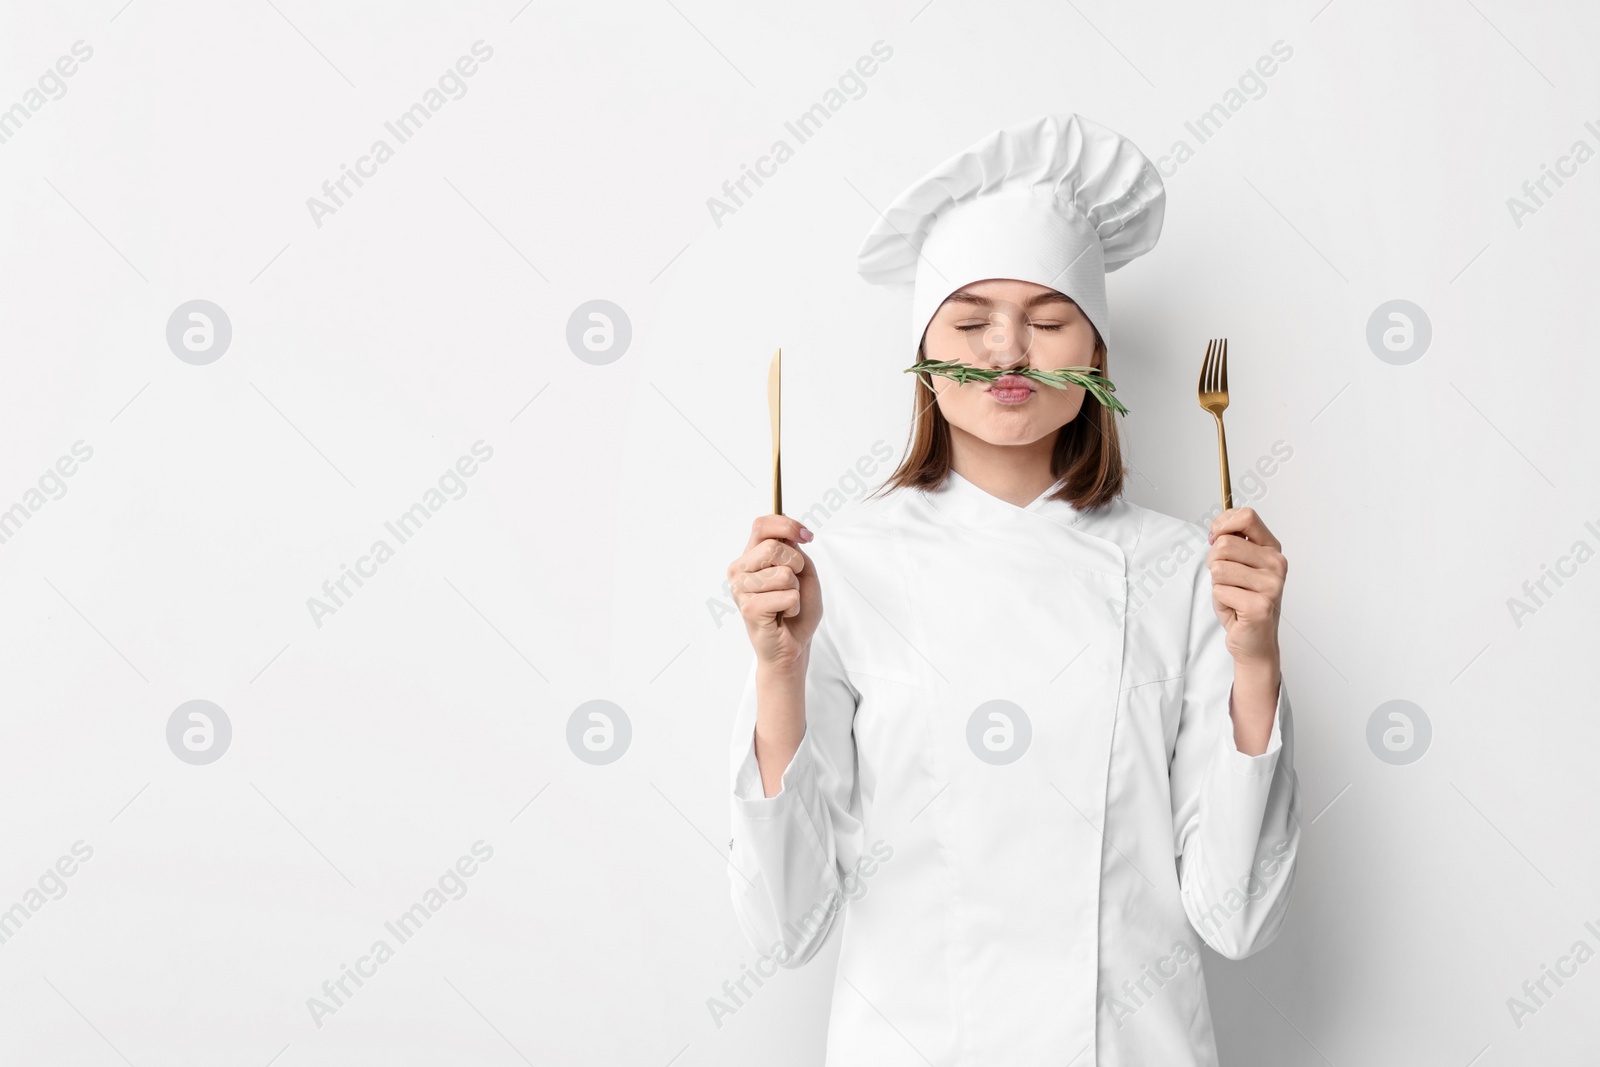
[{"left": 1213, "top": 415, "right": 1233, "bottom": 512}]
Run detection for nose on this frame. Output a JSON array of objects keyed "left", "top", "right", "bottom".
[{"left": 972, "top": 309, "right": 1031, "bottom": 369}]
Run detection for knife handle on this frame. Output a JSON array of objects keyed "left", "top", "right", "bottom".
[{"left": 771, "top": 451, "right": 782, "bottom": 516}]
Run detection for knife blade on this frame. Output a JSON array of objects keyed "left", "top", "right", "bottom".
[{"left": 767, "top": 347, "right": 782, "bottom": 516}]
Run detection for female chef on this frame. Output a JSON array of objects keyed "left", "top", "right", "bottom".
[{"left": 723, "top": 114, "right": 1301, "bottom": 1066}]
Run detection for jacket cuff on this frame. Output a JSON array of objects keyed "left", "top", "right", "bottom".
[
  {"left": 732, "top": 726, "right": 817, "bottom": 818},
  {"left": 1219, "top": 676, "right": 1285, "bottom": 778}
]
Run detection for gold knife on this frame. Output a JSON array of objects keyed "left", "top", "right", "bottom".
[{"left": 767, "top": 348, "right": 782, "bottom": 516}]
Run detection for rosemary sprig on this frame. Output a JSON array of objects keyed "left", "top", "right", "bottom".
[{"left": 903, "top": 358, "right": 1130, "bottom": 417}]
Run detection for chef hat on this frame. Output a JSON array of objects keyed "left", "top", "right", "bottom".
[{"left": 855, "top": 113, "right": 1165, "bottom": 355}]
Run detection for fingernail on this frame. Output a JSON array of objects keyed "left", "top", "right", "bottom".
[{"left": 800, "top": 527, "right": 813, "bottom": 542}]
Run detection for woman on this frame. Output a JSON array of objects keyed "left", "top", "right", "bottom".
[{"left": 724, "top": 114, "right": 1301, "bottom": 1066}]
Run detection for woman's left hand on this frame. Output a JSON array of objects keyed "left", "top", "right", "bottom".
[{"left": 1207, "top": 507, "right": 1287, "bottom": 668}]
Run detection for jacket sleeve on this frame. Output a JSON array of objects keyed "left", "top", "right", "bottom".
[
  {"left": 726, "top": 599, "right": 864, "bottom": 969},
  {"left": 1170, "top": 546, "right": 1302, "bottom": 960}
]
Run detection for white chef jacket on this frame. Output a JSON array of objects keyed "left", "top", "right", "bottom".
[{"left": 727, "top": 469, "right": 1301, "bottom": 1066}]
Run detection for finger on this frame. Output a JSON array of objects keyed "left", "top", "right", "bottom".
[
  {"left": 732, "top": 565, "right": 798, "bottom": 598},
  {"left": 1208, "top": 559, "right": 1283, "bottom": 597},
  {"left": 1209, "top": 536, "right": 1287, "bottom": 575},
  {"left": 747, "top": 514, "right": 813, "bottom": 552},
  {"left": 741, "top": 539, "right": 808, "bottom": 576},
  {"left": 1209, "top": 507, "right": 1279, "bottom": 550},
  {"left": 1211, "top": 582, "right": 1277, "bottom": 622},
  {"left": 740, "top": 588, "right": 801, "bottom": 622}
]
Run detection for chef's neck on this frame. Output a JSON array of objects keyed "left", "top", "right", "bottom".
[{"left": 947, "top": 425, "right": 1060, "bottom": 508}]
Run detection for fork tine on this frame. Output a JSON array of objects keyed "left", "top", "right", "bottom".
[
  {"left": 1219, "top": 338, "right": 1228, "bottom": 393},
  {"left": 1200, "top": 338, "right": 1214, "bottom": 393}
]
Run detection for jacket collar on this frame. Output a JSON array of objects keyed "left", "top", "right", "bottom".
[{"left": 920, "top": 468, "right": 1087, "bottom": 531}]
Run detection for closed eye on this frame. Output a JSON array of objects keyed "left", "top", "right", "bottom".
[{"left": 955, "top": 322, "right": 1063, "bottom": 331}]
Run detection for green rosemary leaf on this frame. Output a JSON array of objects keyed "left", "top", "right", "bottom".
[{"left": 902, "top": 359, "right": 1130, "bottom": 417}]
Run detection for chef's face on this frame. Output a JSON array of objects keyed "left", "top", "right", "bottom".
[{"left": 919, "top": 278, "right": 1102, "bottom": 448}]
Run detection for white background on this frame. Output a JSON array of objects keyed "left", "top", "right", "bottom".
[{"left": 1, "top": 0, "right": 1597, "bottom": 1063}]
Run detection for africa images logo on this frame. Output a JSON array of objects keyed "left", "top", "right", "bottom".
[
  {"left": 704, "top": 40, "right": 894, "bottom": 228},
  {"left": 305, "top": 41, "right": 495, "bottom": 229}
]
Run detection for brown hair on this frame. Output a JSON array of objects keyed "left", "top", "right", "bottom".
[{"left": 869, "top": 332, "right": 1126, "bottom": 511}]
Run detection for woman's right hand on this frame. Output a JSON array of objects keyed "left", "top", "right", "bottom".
[{"left": 728, "top": 515, "right": 822, "bottom": 673}]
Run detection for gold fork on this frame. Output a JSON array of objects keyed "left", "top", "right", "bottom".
[{"left": 1197, "top": 338, "right": 1233, "bottom": 511}]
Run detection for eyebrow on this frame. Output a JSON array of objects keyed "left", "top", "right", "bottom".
[{"left": 942, "top": 289, "right": 1076, "bottom": 309}]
